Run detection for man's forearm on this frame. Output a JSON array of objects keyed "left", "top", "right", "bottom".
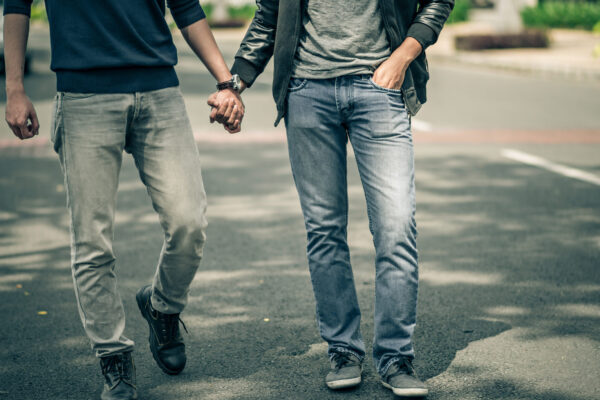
[
  {"left": 181, "top": 19, "right": 232, "bottom": 83},
  {"left": 186, "top": 19, "right": 245, "bottom": 132},
  {"left": 390, "top": 37, "right": 422, "bottom": 70},
  {"left": 4, "top": 13, "right": 30, "bottom": 95}
]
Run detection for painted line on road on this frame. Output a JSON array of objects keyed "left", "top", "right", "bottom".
[
  {"left": 501, "top": 148, "right": 600, "bottom": 186},
  {"left": 411, "top": 119, "right": 433, "bottom": 132},
  {"left": 416, "top": 130, "right": 600, "bottom": 143}
]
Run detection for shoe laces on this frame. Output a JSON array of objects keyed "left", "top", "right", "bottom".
[
  {"left": 101, "top": 353, "right": 134, "bottom": 387},
  {"left": 153, "top": 309, "right": 189, "bottom": 343},
  {"left": 331, "top": 352, "right": 355, "bottom": 371},
  {"left": 387, "top": 357, "right": 416, "bottom": 378}
]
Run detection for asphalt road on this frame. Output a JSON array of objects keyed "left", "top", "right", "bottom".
[{"left": 0, "top": 33, "right": 599, "bottom": 400}]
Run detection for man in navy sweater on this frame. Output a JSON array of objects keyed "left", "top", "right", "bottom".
[{"left": 4, "top": 1, "right": 244, "bottom": 399}]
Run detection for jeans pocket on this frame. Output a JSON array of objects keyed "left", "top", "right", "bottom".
[
  {"left": 50, "top": 93, "right": 63, "bottom": 153},
  {"left": 288, "top": 78, "right": 308, "bottom": 92},
  {"left": 368, "top": 77, "right": 403, "bottom": 95}
]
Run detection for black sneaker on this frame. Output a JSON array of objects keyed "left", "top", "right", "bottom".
[
  {"left": 381, "top": 357, "right": 428, "bottom": 397},
  {"left": 325, "top": 351, "right": 362, "bottom": 389},
  {"left": 136, "top": 284, "right": 187, "bottom": 375},
  {"left": 100, "top": 352, "right": 137, "bottom": 400}
]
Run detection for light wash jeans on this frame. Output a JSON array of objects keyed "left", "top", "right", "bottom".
[
  {"left": 285, "top": 75, "right": 418, "bottom": 376},
  {"left": 50, "top": 86, "right": 208, "bottom": 357}
]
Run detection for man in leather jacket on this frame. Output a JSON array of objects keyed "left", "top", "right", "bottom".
[{"left": 211, "top": 0, "right": 453, "bottom": 396}]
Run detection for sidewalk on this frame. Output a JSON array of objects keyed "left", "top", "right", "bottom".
[{"left": 427, "top": 22, "right": 600, "bottom": 80}]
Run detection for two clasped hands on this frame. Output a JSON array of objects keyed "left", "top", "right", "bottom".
[{"left": 207, "top": 79, "right": 246, "bottom": 134}]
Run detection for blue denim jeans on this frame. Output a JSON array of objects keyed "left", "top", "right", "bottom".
[
  {"left": 285, "top": 75, "right": 418, "bottom": 376},
  {"left": 51, "top": 86, "right": 208, "bottom": 357}
]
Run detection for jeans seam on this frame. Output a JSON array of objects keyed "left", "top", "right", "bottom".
[
  {"left": 60, "top": 108, "right": 91, "bottom": 334},
  {"left": 348, "top": 77, "right": 355, "bottom": 119},
  {"left": 51, "top": 94, "right": 64, "bottom": 153},
  {"left": 308, "top": 266, "right": 328, "bottom": 342},
  {"left": 132, "top": 92, "right": 141, "bottom": 122},
  {"left": 334, "top": 77, "right": 341, "bottom": 114}
]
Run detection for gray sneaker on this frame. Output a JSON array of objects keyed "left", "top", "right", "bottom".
[
  {"left": 381, "top": 357, "right": 428, "bottom": 397},
  {"left": 325, "top": 351, "right": 362, "bottom": 389}
]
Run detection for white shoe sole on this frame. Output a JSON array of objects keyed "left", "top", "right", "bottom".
[
  {"left": 382, "top": 381, "right": 428, "bottom": 397},
  {"left": 326, "top": 376, "right": 362, "bottom": 389}
]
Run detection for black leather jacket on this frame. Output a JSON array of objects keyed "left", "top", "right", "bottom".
[{"left": 231, "top": 0, "right": 454, "bottom": 125}]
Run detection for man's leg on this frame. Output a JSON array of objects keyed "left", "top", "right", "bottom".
[
  {"left": 128, "top": 87, "right": 207, "bottom": 374},
  {"left": 347, "top": 76, "right": 426, "bottom": 396},
  {"left": 54, "top": 93, "right": 138, "bottom": 399},
  {"left": 54, "top": 92, "right": 135, "bottom": 357},
  {"left": 285, "top": 78, "right": 366, "bottom": 381}
]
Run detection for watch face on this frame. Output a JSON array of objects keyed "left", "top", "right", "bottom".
[
  {"left": 232, "top": 74, "right": 241, "bottom": 91},
  {"left": 217, "top": 75, "right": 241, "bottom": 91}
]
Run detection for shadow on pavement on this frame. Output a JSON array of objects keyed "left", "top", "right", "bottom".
[{"left": 0, "top": 142, "right": 598, "bottom": 400}]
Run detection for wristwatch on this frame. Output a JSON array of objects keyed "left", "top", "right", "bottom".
[{"left": 216, "top": 74, "right": 241, "bottom": 91}]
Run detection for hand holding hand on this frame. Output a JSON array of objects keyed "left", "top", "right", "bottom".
[
  {"left": 207, "top": 89, "right": 245, "bottom": 134},
  {"left": 5, "top": 89, "right": 39, "bottom": 140}
]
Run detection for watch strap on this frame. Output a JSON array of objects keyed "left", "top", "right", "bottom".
[{"left": 217, "top": 81, "right": 235, "bottom": 90}]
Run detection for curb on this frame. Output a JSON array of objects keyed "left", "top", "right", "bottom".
[{"left": 429, "top": 53, "right": 600, "bottom": 81}]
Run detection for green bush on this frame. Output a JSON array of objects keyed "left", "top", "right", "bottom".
[
  {"left": 447, "top": 0, "right": 471, "bottom": 24},
  {"left": 203, "top": 3, "right": 257, "bottom": 21},
  {"left": 30, "top": 0, "right": 47, "bottom": 23},
  {"left": 521, "top": 2, "right": 600, "bottom": 30},
  {"left": 228, "top": 4, "right": 257, "bottom": 20},
  {"left": 202, "top": 3, "right": 214, "bottom": 18}
]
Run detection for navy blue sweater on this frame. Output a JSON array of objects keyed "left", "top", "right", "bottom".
[{"left": 4, "top": 0, "right": 205, "bottom": 93}]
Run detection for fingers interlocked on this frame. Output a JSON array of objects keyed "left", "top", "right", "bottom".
[{"left": 207, "top": 90, "right": 244, "bottom": 134}]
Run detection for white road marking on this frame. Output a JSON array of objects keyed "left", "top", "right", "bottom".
[
  {"left": 501, "top": 148, "right": 600, "bottom": 186},
  {"left": 411, "top": 119, "right": 433, "bottom": 132}
]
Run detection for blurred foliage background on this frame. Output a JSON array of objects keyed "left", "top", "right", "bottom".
[
  {"left": 199, "top": 2, "right": 256, "bottom": 21},
  {"left": 521, "top": 1, "right": 600, "bottom": 30},
  {"left": 30, "top": 0, "right": 47, "bottom": 23},
  {"left": 443, "top": 0, "right": 600, "bottom": 30},
  {"left": 5, "top": 0, "right": 600, "bottom": 32},
  {"left": 11, "top": 0, "right": 259, "bottom": 26},
  {"left": 447, "top": 0, "right": 472, "bottom": 24}
]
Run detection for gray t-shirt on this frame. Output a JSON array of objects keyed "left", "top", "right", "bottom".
[{"left": 291, "top": 0, "right": 391, "bottom": 79}]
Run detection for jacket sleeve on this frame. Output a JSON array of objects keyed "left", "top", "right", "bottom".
[
  {"left": 406, "top": 0, "right": 454, "bottom": 50},
  {"left": 167, "top": 0, "right": 206, "bottom": 29},
  {"left": 3, "top": 0, "right": 33, "bottom": 16},
  {"left": 230, "top": 0, "right": 278, "bottom": 88}
]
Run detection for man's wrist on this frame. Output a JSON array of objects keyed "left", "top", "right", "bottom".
[
  {"left": 217, "top": 74, "right": 241, "bottom": 92},
  {"left": 6, "top": 82, "right": 26, "bottom": 97},
  {"left": 215, "top": 71, "right": 233, "bottom": 83},
  {"left": 220, "top": 88, "right": 238, "bottom": 97},
  {"left": 388, "top": 52, "right": 413, "bottom": 72},
  {"left": 390, "top": 37, "right": 423, "bottom": 68}
]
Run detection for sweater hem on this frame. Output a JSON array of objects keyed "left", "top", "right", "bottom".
[{"left": 56, "top": 66, "right": 179, "bottom": 93}]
